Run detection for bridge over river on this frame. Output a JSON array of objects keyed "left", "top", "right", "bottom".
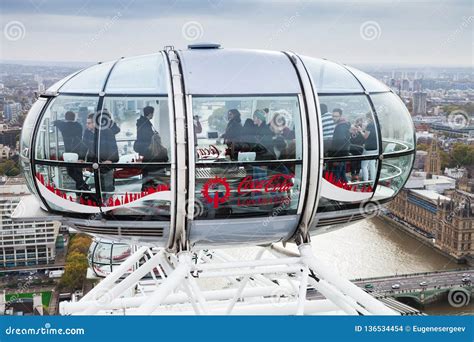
[{"left": 308, "top": 269, "right": 473, "bottom": 315}]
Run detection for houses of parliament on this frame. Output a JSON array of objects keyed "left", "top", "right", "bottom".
[{"left": 388, "top": 137, "right": 474, "bottom": 264}]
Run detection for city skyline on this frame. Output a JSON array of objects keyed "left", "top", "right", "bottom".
[{"left": 0, "top": 0, "right": 473, "bottom": 66}]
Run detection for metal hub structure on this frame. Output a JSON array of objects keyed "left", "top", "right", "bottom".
[{"left": 60, "top": 243, "right": 397, "bottom": 316}]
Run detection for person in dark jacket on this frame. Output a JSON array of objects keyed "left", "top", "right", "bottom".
[
  {"left": 220, "top": 109, "right": 243, "bottom": 160},
  {"left": 193, "top": 115, "right": 202, "bottom": 145},
  {"left": 53, "top": 111, "right": 88, "bottom": 191},
  {"left": 239, "top": 118, "right": 257, "bottom": 152},
  {"left": 253, "top": 109, "right": 275, "bottom": 161},
  {"left": 82, "top": 113, "right": 96, "bottom": 162},
  {"left": 360, "top": 112, "right": 378, "bottom": 181},
  {"left": 349, "top": 117, "right": 365, "bottom": 181},
  {"left": 97, "top": 110, "right": 120, "bottom": 163},
  {"left": 84, "top": 110, "right": 120, "bottom": 195},
  {"left": 134, "top": 106, "right": 155, "bottom": 160},
  {"left": 330, "top": 108, "right": 351, "bottom": 182}
]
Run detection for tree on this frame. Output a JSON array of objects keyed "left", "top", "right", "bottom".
[
  {"left": 416, "top": 143, "right": 428, "bottom": 151},
  {"left": 68, "top": 235, "right": 92, "bottom": 255},
  {"left": 0, "top": 160, "right": 20, "bottom": 177},
  {"left": 450, "top": 143, "right": 474, "bottom": 168},
  {"left": 439, "top": 150, "right": 450, "bottom": 170},
  {"left": 59, "top": 251, "right": 88, "bottom": 291},
  {"left": 58, "top": 234, "right": 92, "bottom": 292}
]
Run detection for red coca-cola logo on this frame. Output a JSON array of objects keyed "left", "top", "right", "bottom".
[
  {"left": 201, "top": 177, "right": 231, "bottom": 209},
  {"left": 201, "top": 174, "right": 295, "bottom": 209},
  {"left": 197, "top": 145, "right": 220, "bottom": 159},
  {"left": 237, "top": 174, "right": 294, "bottom": 195}
]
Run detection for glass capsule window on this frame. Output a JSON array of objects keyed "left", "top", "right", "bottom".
[
  {"left": 374, "top": 154, "right": 414, "bottom": 201},
  {"left": 88, "top": 240, "right": 133, "bottom": 277},
  {"left": 371, "top": 92, "right": 415, "bottom": 153},
  {"left": 98, "top": 96, "right": 170, "bottom": 163},
  {"left": 192, "top": 96, "right": 303, "bottom": 219},
  {"left": 105, "top": 54, "right": 168, "bottom": 94},
  {"left": 345, "top": 66, "right": 391, "bottom": 93},
  {"left": 59, "top": 61, "right": 115, "bottom": 93},
  {"left": 35, "top": 96, "right": 99, "bottom": 162},
  {"left": 302, "top": 56, "right": 363, "bottom": 93},
  {"left": 33, "top": 95, "right": 172, "bottom": 219},
  {"left": 21, "top": 98, "right": 47, "bottom": 159},
  {"left": 305, "top": 58, "right": 415, "bottom": 213},
  {"left": 318, "top": 95, "right": 379, "bottom": 159}
]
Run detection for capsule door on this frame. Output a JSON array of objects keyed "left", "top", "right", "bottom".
[{"left": 178, "top": 48, "right": 308, "bottom": 247}]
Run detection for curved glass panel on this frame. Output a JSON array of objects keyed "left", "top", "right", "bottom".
[
  {"left": 33, "top": 95, "right": 173, "bottom": 218},
  {"left": 47, "top": 71, "right": 80, "bottom": 93},
  {"left": 35, "top": 164, "right": 97, "bottom": 211},
  {"left": 345, "top": 66, "right": 390, "bottom": 92},
  {"left": 88, "top": 239, "right": 135, "bottom": 277},
  {"left": 301, "top": 56, "right": 363, "bottom": 93},
  {"left": 59, "top": 61, "right": 114, "bottom": 93},
  {"left": 317, "top": 158, "right": 378, "bottom": 212},
  {"left": 35, "top": 96, "right": 99, "bottom": 162},
  {"left": 20, "top": 157, "right": 37, "bottom": 197},
  {"left": 105, "top": 54, "right": 168, "bottom": 94},
  {"left": 94, "top": 242, "right": 112, "bottom": 264},
  {"left": 371, "top": 92, "right": 415, "bottom": 152},
  {"left": 98, "top": 96, "right": 170, "bottom": 163},
  {"left": 94, "top": 96, "right": 172, "bottom": 218},
  {"left": 373, "top": 154, "right": 414, "bottom": 200},
  {"left": 97, "top": 165, "right": 171, "bottom": 218},
  {"left": 192, "top": 96, "right": 303, "bottom": 219},
  {"left": 318, "top": 95, "right": 379, "bottom": 158},
  {"left": 21, "top": 98, "right": 47, "bottom": 159}
]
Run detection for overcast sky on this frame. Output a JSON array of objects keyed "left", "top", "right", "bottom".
[{"left": 0, "top": 0, "right": 472, "bottom": 66}]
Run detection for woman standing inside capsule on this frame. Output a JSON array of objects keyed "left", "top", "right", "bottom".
[{"left": 220, "top": 109, "right": 242, "bottom": 160}]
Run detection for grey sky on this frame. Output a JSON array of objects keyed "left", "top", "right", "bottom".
[{"left": 0, "top": 0, "right": 472, "bottom": 66}]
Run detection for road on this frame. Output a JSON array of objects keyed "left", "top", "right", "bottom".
[{"left": 353, "top": 269, "right": 473, "bottom": 293}]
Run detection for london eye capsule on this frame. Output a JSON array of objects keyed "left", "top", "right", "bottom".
[{"left": 17, "top": 45, "right": 415, "bottom": 250}]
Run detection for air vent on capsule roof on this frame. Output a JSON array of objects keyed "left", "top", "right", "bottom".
[{"left": 187, "top": 43, "right": 221, "bottom": 49}]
